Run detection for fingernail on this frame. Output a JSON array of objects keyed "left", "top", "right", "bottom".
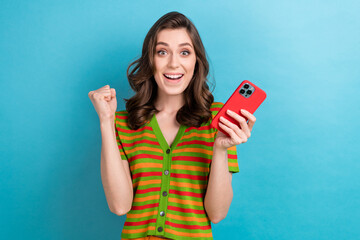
[{"left": 227, "top": 109, "right": 232, "bottom": 114}]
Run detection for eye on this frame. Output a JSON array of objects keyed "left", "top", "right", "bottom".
[
  {"left": 157, "top": 50, "right": 167, "bottom": 56},
  {"left": 181, "top": 50, "right": 190, "bottom": 56}
]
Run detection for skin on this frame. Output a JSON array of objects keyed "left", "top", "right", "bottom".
[{"left": 152, "top": 28, "right": 257, "bottom": 224}]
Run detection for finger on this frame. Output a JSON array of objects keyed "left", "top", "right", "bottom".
[
  {"left": 226, "top": 110, "right": 251, "bottom": 138},
  {"left": 110, "top": 88, "right": 116, "bottom": 98},
  {"left": 88, "top": 91, "right": 94, "bottom": 98},
  {"left": 218, "top": 122, "right": 244, "bottom": 144},
  {"left": 98, "top": 88, "right": 111, "bottom": 94},
  {"left": 218, "top": 121, "right": 244, "bottom": 144},
  {"left": 98, "top": 89, "right": 111, "bottom": 101},
  {"left": 240, "top": 109, "right": 256, "bottom": 131},
  {"left": 220, "top": 118, "right": 248, "bottom": 143},
  {"left": 93, "top": 92, "right": 105, "bottom": 101},
  {"left": 220, "top": 116, "right": 247, "bottom": 140}
]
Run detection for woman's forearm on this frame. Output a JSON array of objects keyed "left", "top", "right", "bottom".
[
  {"left": 100, "top": 118, "right": 133, "bottom": 215},
  {"left": 204, "top": 146, "right": 233, "bottom": 223}
]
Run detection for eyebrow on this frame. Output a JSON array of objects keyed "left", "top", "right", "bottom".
[{"left": 156, "top": 41, "right": 193, "bottom": 48}]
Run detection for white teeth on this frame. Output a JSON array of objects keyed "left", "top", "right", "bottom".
[{"left": 164, "top": 74, "right": 183, "bottom": 79}]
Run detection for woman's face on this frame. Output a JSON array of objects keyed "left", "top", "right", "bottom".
[{"left": 153, "top": 28, "right": 197, "bottom": 97}]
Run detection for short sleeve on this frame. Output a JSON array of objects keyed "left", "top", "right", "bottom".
[
  {"left": 227, "top": 145, "right": 239, "bottom": 173},
  {"left": 210, "top": 102, "right": 240, "bottom": 174},
  {"left": 114, "top": 113, "right": 128, "bottom": 161}
]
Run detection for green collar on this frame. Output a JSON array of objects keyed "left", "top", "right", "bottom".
[{"left": 150, "top": 113, "right": 187, "bottom": 151}]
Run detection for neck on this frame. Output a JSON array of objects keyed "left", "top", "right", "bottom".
[{"left": 154, "top": 91, "right": 184, "bottom": 115}]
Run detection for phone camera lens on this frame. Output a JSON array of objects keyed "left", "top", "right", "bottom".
[
  {"left": 240, "top": 89, "right": 245, "bottom": 94},
  {"left": 246, "top": 90, "right": 252, "bottom": 94},
  {"left": 244, "top": 84, "right": 249, "bottom": 89}
]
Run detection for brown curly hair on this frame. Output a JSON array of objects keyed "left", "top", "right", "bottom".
[{"left": 124, "top": 11, "right": 214, "bottom": 130}]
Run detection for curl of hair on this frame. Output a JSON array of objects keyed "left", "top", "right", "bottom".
[{"left": 124, "top": 11, "right": 214, "bottom": 130}]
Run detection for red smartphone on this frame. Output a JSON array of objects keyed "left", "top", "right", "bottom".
[{"left": 211, "top": 80, "right": 267, "bottom": 136}]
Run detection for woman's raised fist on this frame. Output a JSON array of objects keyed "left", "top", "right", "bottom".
[{"left": 88, "top": 85, "right": 117, "bottom": 121}]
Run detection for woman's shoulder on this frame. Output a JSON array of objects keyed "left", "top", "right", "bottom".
[
  {"left": 114, "top": 110, "right": 129, "bottom": 129},
  {"left": 115, "top": 109, "right": 128, "bottom": 117},
  {"left": 210, "top": 101, "right": 224, "bottom": 118},
  {"left": 210, "top": 101, "right": 224, "bottom": 110}
]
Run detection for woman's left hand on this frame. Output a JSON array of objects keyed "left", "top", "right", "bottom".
[{"left": 214, "top": 109, "right": 256, "bottom": 149}]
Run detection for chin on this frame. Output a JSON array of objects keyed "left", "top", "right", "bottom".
[{"left": 162, "top": 88, "right": 186, "bottom": 96}]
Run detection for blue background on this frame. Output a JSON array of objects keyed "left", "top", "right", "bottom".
[{"left": 1, "top": 0, "right": 359, "bottom": 239}]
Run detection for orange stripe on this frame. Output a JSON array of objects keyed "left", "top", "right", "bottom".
[
  {"left": 122, "top": 237, "right": 166, "bottom": 240},
  {"left": 228, "top": 145, "right": 237, "bottom": 151},
  {"left": 165, "top": 228, "right": 212, "bottom": 238},
  {"left": 126, "top": 211, "right": 158, "bottom": 219},
  {"left": 133, "top": 195, "right": 160, "bottom": 203},
  {"left": 130, "top": 162, "right": 163, "bottom": 171},
  {"left": 182, "top": 132, "right": 214, "bottom": 140},
  {"left": 122, "top": 226, "right": 156, "bottom": 234},
  {"left": 172, "top": 147, "right": 212, "bottom": 155},
  {"left": 134, "top": 179, "right": 162, "bottom": 188},
  {"left": 127, "top": 146, "right": 163, "bottom": 154},
  {"left": 115, "top": 121, "right": 127, "bottom": 127},
  {"left": 170, "top": 181, "right": 206, "bottom": 189},
  {"left": 120, "top": 132, "right": 156, "bottom": 141},
  {"left": 171, "top": 164, "right": 208, "bottom": 172},
  {"left": 168, "top": 197, "right": 203, "bottom": 207},
  {"left": 166, "top": 213, "right": 209, "bottom": 222},
  {"left": 228, "top": 162, "right": 238, "bottom": 167},
  {"left": 212, "top": 102, "right": 224, "bottom": 106}
]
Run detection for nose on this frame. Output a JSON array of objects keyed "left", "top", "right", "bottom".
[{"left": 168, "top": 53, "right": 180, "bottom": 68}]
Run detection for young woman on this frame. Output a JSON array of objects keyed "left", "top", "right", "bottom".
[{"left": 88, "top": 11, "right": 256, "bottom": 240}]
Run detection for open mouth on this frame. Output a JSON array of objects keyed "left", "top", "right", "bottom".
[{"left": 163, "top": 74, "right": 184, "bottom": 81}]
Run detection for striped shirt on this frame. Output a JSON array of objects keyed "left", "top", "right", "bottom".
[{"left": 114, "top": 102, "right": 239, "bottom": 240}]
